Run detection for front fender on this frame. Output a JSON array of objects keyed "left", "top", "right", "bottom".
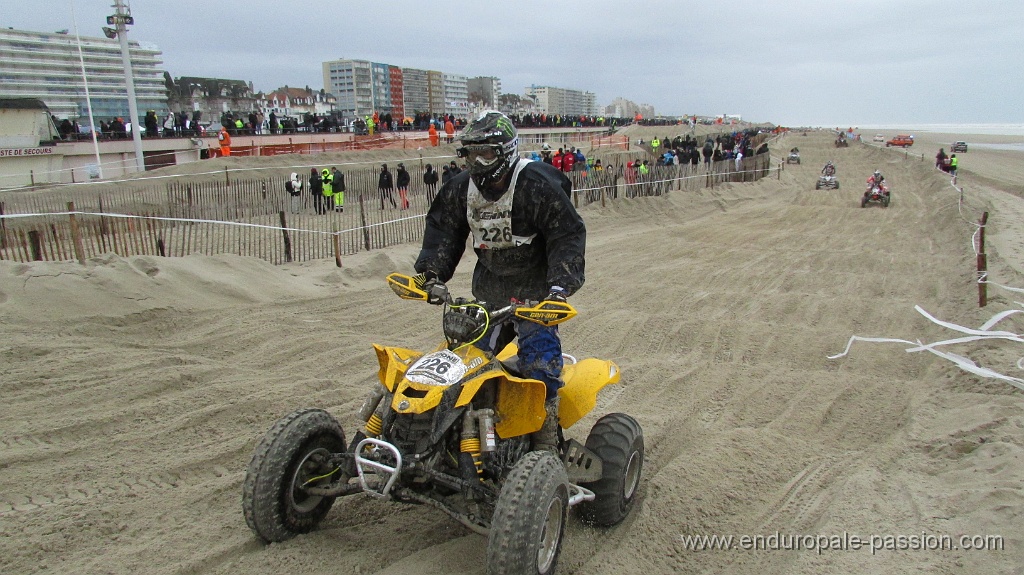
[{"left": 372, "top": 343, "right": 422, "bottom": 392}]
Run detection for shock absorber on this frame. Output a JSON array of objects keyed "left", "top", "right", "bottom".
[
  {"left": 460, "top": 410, "right": 484, "bottom": 479},
  {"left": 357, "top": 384, "right": 386, "bottom": 437}
]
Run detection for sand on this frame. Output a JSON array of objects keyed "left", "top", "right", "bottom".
[{"left": 2, "top": 127, "right": 1022, "bottom": 575}]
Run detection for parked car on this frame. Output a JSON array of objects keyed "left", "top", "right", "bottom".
[
  {"left": 886, "top": 134, "right": 914, "bottom": 148},
  {"left": 951, "top": 141, "right": 968, "bottom": 153},
  {"left": 873, "top": 134, "right": 885, "bottom": 143}
]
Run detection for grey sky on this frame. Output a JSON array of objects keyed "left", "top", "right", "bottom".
[{"left": 3, "top": 0, "right": 1022, "bottom": 126}]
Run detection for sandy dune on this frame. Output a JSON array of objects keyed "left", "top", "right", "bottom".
[{"left": 2, "top": 129, "right": 1022, "bottom": 575}]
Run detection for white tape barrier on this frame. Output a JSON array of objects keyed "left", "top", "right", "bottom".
[
  {"left": 573, "top": 164, "right": 778, "bottom": 194},
  {"left": 0, "top": 153, "right": 459, "bottom": 193},
  {"left": 829, "top": 304, "right": 1024, "bottom": 392},
  {"left": 0, "top": 210, "right": 424, "bottom": 236}
]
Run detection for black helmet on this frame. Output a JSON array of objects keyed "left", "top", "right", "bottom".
[{"left": 457, "top": 110, "right": 519, "bottom": 189}]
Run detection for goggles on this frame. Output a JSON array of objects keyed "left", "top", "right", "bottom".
[{"left": 456, "top": 144, "right": 502, "bottom": 165}]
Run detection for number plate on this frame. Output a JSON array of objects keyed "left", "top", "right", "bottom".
[{"left": 405, "top": 350, "right": 468, "bottom": 386}]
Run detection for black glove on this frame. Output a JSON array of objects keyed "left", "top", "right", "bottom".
[
  {"left": 414, "top": 271, "right": 448, "bottom": 305},
  {"left": 424, "top": 278, "right": 449, "bottom": 305},
  {"left": 545, "top": 286, "right": 569, "bottom": 302}
]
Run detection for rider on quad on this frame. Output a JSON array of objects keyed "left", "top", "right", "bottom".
[
  {"left": 822, "top": 161, "right": 836, "bottom": 177},
  {"left": 413, "top": 110, "right": 587, "bottom": 453},
  {"left": 867, "top": 170, "right": 886, "bottom": 191}
]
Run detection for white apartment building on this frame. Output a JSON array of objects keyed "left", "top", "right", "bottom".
[
  {"left": 0, "top": 27, "right": 168, "bottom": 123},
  {"left": 524, "top": 85, "right": 598, "bottom": 117},
  {"left": 443, "top": 73, "right": 469, "bottom": 121}
]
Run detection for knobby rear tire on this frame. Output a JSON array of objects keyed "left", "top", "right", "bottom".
[{"left": 577, "top": 413, "right": 644, "bottom": 526}]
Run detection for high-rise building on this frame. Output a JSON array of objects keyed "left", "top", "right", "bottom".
[
  {"left": 401, "top": 67, "right": 431, "bottom": 117},
  {"left": 427, "top": 71, "right": 445, "bottom": 118},
  {"left": 524, "top": 85, "right": 597, "bottom": 117},
  {"left": 323, "top": 59, "right": 374, "bottom": 118},
  {"left": 388, "top": 65, "right": 404, "bottom": 120},
  {"left": 0, "top": 27, "right": 168, "bottom": 122},
  {"left": 467, "top": 76, "right": 502, "bottom": 108},
  {"left": 443, "top": 73, "right": 469, "bottom": 121}
]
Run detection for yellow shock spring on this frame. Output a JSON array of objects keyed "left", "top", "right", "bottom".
[
  {"left": 365, "top": 413, "right": 383, "bottom": 436},
  {"left": 460, "top": 438, "right": 484, "bottom": 476}
]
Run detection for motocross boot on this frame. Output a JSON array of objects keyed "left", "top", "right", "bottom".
[{"left": 531, "top": 397, "right": 561, "bottom": 454}]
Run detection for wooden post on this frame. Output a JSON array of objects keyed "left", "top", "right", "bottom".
[
  {"left": 279, "top": 211, "right": 292, "bottom": 263},
  {"left": 28, "top": 230, "right": 42, "bottom": 261},
  {"left": 333, "top": 229, "right": 342, "bottom": 267},
  {"left": 67, "top": 202, "right": 86, "bottom": 265},
  {"left": 979, "top": 211, "right": 988, "bottom": 307},
  {"left": 224, "top": 166, "right": 231, "bottom": 186},
  {"left": 359, "top": 193, "right": 371, "bottom": 251}
]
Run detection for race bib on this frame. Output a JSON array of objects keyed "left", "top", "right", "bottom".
[{"left": 405, "top": 350, "right": 468, "bottom": 386}]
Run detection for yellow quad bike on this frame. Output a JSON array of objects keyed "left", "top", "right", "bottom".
[{"left": 243, "top": 273, "right": 644, "bottom": 575}]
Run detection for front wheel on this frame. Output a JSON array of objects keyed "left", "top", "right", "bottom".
[
  {"left": 861, "top": 196, "right": 868, "bottom": 208},
  {"left": 243, "top": 408, "right": 347, "bottom": 543},
  {"left": 486, "top": 451, "right": 570, "bottom": 575},
  {"left": 577, "top": 413, "right": 644, "bottom": 526}
]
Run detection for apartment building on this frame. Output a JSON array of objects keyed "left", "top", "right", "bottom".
[
  {"left": 0, "top": 27, "right": 168, "bottom": 122},
  {"left": 443, "top": 73, "right": 469, "bottom": 121},
  {"left": 524, "top": 85, "right": 598, "bottom": 117},
  {"left": 467, "top": 76, "right": 502, "bottom": 108},
  {"left": 324, "top": 58, "right": 472, "bottom": 121}
]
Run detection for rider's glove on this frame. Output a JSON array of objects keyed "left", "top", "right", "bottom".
[
  {"left": 545, "top": 286, "right": 569, "bottom": 303},
  {"left": 413, "top": 271, "right": 448, "bottom": 305}
]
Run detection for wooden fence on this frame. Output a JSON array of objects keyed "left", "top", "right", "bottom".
[{"left": 0, "top": 154, "right": 774, "bottom": 265}]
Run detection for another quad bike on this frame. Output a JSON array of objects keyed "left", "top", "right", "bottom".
[
  {"left": 787, "top": 150, "right": 801, "bottom": 164},
  {"left": 816, "top": 175, "right": 840, "bottom": 190},
  {"left": 861, "top": 184, "right": 891, "bottom": 208},
  {"left": 834, "top": 136, "right": 849, "bottom": 148},
  {"left": 242, "top": 273, "right": 644, "bottom": 575}
]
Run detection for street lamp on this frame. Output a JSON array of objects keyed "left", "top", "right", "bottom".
[{"left": 104, "top": 0, "right": 145, "bottom": 174}]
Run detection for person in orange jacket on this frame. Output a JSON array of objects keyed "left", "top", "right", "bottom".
[
  {"left": 444, "top": 118, "right": 455, "bottom": 144},
  {"left": 428, "top": 122, "right": 439, "bottom": 147},
  {"left": 218, "top": 123, "right": 232, "bottom": 157}
]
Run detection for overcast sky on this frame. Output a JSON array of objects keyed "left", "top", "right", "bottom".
[{"left": 3, "top": 0, "right": 1022, "bottom": 127}]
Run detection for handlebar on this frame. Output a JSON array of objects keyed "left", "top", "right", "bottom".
[{"left": 385, "top": 273, "right": 576, "bottom": 327}]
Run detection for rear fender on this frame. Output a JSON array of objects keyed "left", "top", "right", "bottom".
[
  {"left": 456, "top": 366, "right": 548, "bottom": 439},
  {"left": 559, "top": 359, "right": 621, "bottom": 429}
]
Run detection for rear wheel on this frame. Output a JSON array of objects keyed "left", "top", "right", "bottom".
[
  {"left": 577, "top": 413, "right": 644, "bottom": 526},
  {"left": 486, "top": 451, "right": 569, "bottom": 575},
  {"left": 243, "top": 408, "right": 346, "bottom": 543}
]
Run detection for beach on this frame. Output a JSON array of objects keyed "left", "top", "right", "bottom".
[{"left": 2, "top": 125, "right": 1023, "bottom": 575}]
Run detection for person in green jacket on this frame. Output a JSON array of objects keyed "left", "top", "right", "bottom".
[
  {"left": 949, "top": 154, "right": 958, "bottom": 177},
  {"left": 321, "top": 168, "right": 334, "bottom": 212}
]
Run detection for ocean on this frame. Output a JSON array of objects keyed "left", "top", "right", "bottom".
[{"left": 841, "top": 124, "right": 1024, "bottom": 137}]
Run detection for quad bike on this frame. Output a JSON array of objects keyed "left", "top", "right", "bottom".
[
  {"left": 861, "top": 184, "right": 891, "bottom": 208},
  {"left": 787, "top": 150, "right": 801, "bottom": 164},
  {"left": 816, "top": 175, "right": 840, "bottom": 190},
  {"left": 834, "top": 136, "right": 849, "bottom": 148},
  {"left": 242, "top": 273, "right": 644, "bottom": 575}
]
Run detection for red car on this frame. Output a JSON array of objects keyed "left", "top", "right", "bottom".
[{"left": 886, "top": 135, "right": 914, "bottom": 148}]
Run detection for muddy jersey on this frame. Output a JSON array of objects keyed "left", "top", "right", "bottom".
[
  {"left": 415, "top": 160, "right": 586, "bottom": 304},
  {"left": 466, "top": 159, "right": 536, "bottom": 250}
]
